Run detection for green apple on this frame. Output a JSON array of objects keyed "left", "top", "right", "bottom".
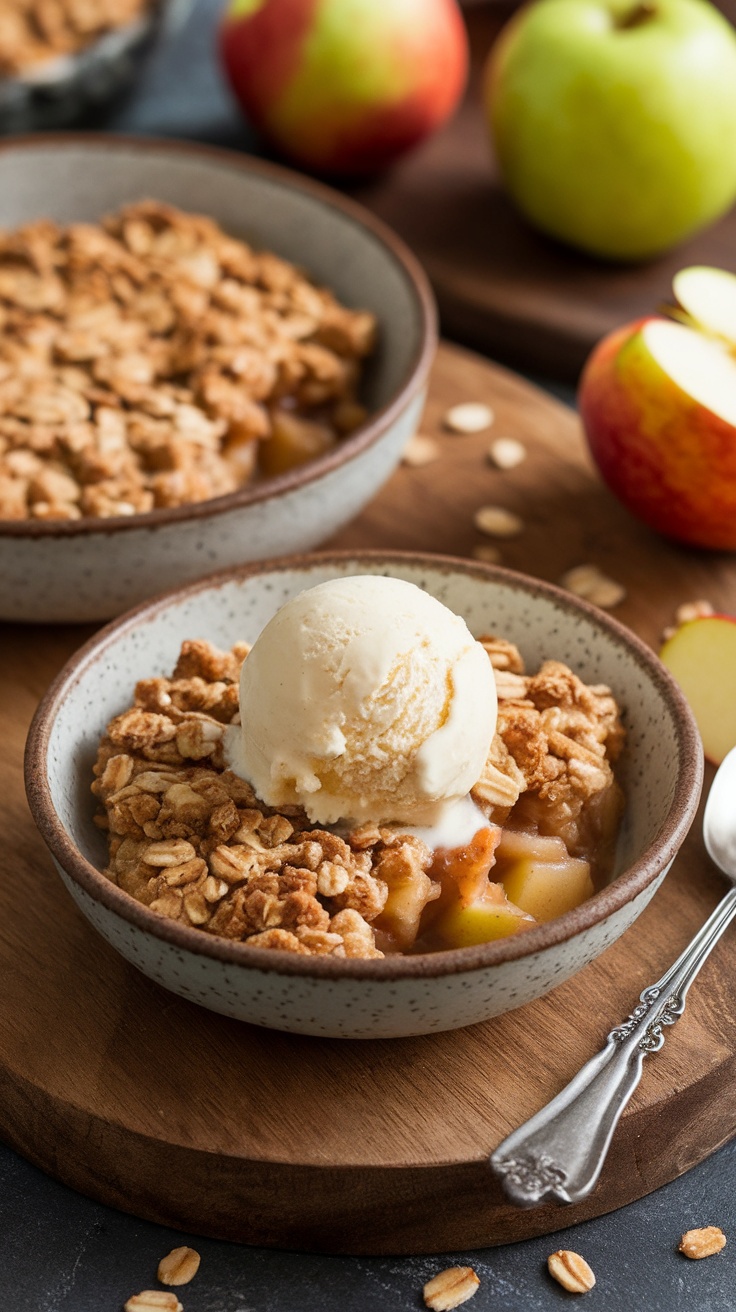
[{"left": 484, "top": 0, "right": 736, "bottom": 260}]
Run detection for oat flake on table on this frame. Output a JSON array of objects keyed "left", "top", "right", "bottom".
[{"left": 444, "top": 402, "right": 494, "bottom": 434}]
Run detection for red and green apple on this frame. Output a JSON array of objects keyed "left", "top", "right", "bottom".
[{"left": 220, "top": 0, "right": 469, "bottom": 176}]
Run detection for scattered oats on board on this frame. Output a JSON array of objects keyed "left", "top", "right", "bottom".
[
  {"left": 444, "top": 402, "right": 494, "bottom": 434},
  {"left": 679, "top": 1227, "right": 727, "bottom": 1259},
  {"left": 157, "top": 1247, "right": 201, "bottom": 1286},
  {"left": 560, "top": 563, "right": 626, "bottom": 609},
  {"left": 402, "top": 434, "right": 441, "bottom": 467},
  {"left": 124, "top": 1293, "right": 183, "bottom": 1312},
  {"left": 472, "top": 543, "right": 502, "bottom": 564},
  {"left": 675, "top": 599, "right": 715, "bottom": 625},
  {"left": 662, "top": 599, "right": 715, "bottom": 641},
  {"left": 423, "top": 1265, "right": 480, "bottom": 1310},
  {"left": 547, "top": 1249, "right": 596, "bottom": 1293},
  {"left": 488, "top": 437, "right": 527, "bottom": 470},
  {"left": 474, "top": 505, "right": 524, "bottom": 537}
]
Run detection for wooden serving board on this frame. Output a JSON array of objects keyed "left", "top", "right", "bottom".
[
  {"left": 352, "top": 3, "right": 736, "bottom": 382},
  {"left": 2, "top": 342, "right": 736, "bottom": 1255}
]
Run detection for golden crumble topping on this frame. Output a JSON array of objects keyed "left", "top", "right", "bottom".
[
  {"left": 472, "top": 635, "right": 625, "bottom": 863},
  {"left": 0, "top": 201, "right": 376, "bottom": 521},
  {"left": 0, "top": 0, "right": 149, "bottom": 74},
  {"left": 93, "top": 635, "right": 625, "bottom": 958}
]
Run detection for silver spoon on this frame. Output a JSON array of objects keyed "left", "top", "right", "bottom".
[{"left": 490, "top": 744, "right": 736, "bottom": 1208}]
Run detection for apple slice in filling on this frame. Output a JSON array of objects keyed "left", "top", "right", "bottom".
[
  {"left": 431, "top": 885, "right": 534, "bottom": 949},
  {"left": 420, "top": 827, "right": 534, "bottom": 950},
  {"left": 495, "top": 831, "right": 594, "bottom": 923}
]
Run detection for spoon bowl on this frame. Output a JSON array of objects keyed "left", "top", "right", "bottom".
[{"left": 704, "top": 745, "right": 736, "bottom": 879}]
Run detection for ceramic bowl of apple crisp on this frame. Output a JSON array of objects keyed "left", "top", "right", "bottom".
[
  {"left": 0, "top": 137, "right": 435, "bottom": 621},
  {"left": 0, "top": 0, "right": 189, "bottom": 132},
  {"left": 25, "top": 551, "right": 702, "bottom": 1038}
]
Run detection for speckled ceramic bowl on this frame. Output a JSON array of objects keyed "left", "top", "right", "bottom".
[
  {"left": 0, "top": 137, "right": 435, "bottom": 622},
  {"left": 25, "top": 551, "right": 703, "bottom": 1039}
]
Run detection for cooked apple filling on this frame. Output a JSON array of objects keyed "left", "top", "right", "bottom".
[{"left": 92, "top": 636, "right": 625, "bottom": 958}]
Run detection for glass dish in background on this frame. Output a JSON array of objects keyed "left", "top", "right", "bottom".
[{"left": 0, "top": 0, "right": 191, "bottom": 132}]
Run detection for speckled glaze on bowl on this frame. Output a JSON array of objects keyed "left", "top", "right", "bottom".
[
  {"left": 25, "top": 552, "right": 703, "bottom": 1039},
  {"left": 0, "top": 137, "right": 435, "bottom": 622}
]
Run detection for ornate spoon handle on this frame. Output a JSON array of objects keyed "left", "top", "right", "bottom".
[{"left": 490, "top": 887, "right": 736, "bottom": 1208}]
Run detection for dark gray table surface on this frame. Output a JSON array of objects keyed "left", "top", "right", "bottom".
[{"left": 3, "top": 2, "right": 735, "bottom": 1308}]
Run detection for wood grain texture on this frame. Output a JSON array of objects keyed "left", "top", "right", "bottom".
[
  {"left": 2, "top": 342, "right": 736, "bottom": 1254},
  {"left": 352, "top": 4, "right": 736, "bottom": 381}
]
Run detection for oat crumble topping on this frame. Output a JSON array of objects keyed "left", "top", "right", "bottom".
[
  {"left": 0, "top": 201, "right": 375, "bottom": 521},
  {"left": 93, "top": 634, "right": 624, "bottom": 959}
]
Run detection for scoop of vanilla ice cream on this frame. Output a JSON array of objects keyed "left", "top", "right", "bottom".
[{"left": 232, "top": 575, "right": 497, "bottom": 826}]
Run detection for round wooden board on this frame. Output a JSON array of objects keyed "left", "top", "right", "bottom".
[{"left": 3, "top": 342, "right": 736, "bottom": 1255}]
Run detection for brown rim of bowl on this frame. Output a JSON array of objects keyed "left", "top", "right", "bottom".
[
  {"left": 25, "top": 549, "right": 703, "bottom": 981},
  {"left": 0, "top": 133, "right": 437, "bottom": 539}
]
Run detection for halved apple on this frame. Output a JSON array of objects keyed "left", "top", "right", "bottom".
[
  {"left": 579, "top": 266, "right": 736, "bottom": 550},
  {"left": 660, "top": 615, "right": 736, "bottom": 765}
]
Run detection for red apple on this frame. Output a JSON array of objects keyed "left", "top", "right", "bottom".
[
  {"left": 660, "top": 615, "right": 736, "bottom": 763},
  {"left": 579, "top": 268, "right": 736, "bottom": 550},
  {"left": 219, "top": 0, "right": 468, "bottom": 177}
]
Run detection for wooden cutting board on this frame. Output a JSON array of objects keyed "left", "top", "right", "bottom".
[
  {"left": 2, "top": 342, "right": 736, "bottom": 1255},
  {"left": 352, "top": 4, "right": 736, "bottom": 382}
]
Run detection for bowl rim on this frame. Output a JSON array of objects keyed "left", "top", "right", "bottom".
[
  {"left": 0, "top": 133, "right": 437, "bottom": 539},
  {"left": 25, "top": 548, "right": 704, "bottom": 981}
]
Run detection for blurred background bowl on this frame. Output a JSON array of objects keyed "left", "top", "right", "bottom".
[
  {"left": 0, "top": 135, "right": 436, "bottom": 621},
  {"left": 25, "top": 550, "right": 703, "bottom": 1039},
  {"left": 0, "top": 0, "right": 192, "bottom": 133}
]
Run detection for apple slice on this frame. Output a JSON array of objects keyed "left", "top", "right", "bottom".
[
  {"left": 432, "top": 884, "right": 534, "bottom": 950},
  {"left": 641, "top": 319, "right": 736, "bottom": 429},
  {"left": 258, "top": 410, "right": 336, "bottom": 478},
  {"left": 495, "top": 830, "right": 569, "bottom": 864},
  {"left": 375, "top": 856, "right": 438, "bottom": 952},
  {"left": 673, "top": 266, "right": 736, "bottom": 347},
  {"left": 660, "top": 616, "right": 736, "bottom": 764},
  {"left": 500, "top": 856, "right": 593, "bottom": 923}
]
